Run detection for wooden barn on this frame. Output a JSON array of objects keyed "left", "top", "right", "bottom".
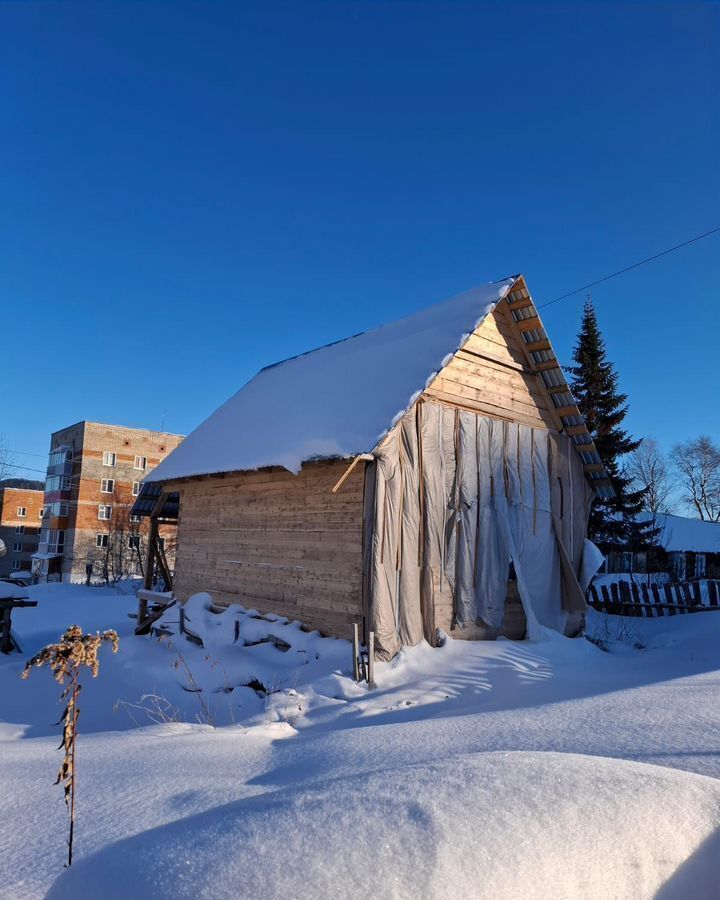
[{"left": 136, "top": 275, "right": 611, "bottom": 659}]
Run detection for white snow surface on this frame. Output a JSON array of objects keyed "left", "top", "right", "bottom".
[
  {"left": 146, "top": 279, "right": 514, "bottom": 481},
  {"left": 2, "top": 583, "right": 720, "bottom": 898}
]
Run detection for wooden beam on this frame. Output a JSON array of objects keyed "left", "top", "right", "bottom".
[
  {"left": 143, "top": 517, "right": 158, "bottom": 591},
  {"left": 149, "top": 489, "right": 169, "bottom": 519},
  {"left": 554, "top": 405, "right": 581, "bottom": 419},
  {"left": 515, "top": 317, "right": 542, "bottom": 333},
  {"left": 498, "top": 297, "right": 565, "bottom": 433},
  {"left": 523, "top": 338, "right": 552, "bottom": 353},
  {"left": 505, "top": 297, "right": 534, "bottom": 312},
  {"left": 331, "top": 454, "right": 373, "bottom": 493},
  {"left": 457, "top": 346, "right": 533, "bottom": 374}
]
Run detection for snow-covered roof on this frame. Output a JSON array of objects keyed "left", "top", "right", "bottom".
[
  {"left": 147, "top": 278, "right": 516, "bottom": 482},
  {"left": 651, "top": 514, "right": 720, "bottom": 554}
]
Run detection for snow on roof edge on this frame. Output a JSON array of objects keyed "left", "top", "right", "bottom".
[{"left": 145, "top": 277, "right": 518, "bottom": 483}]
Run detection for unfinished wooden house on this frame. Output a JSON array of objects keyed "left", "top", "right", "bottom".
[{"left": 136, "top": 275, "right": 611, "bottom": 658}]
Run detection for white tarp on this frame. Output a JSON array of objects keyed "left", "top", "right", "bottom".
[{"left": 370, "top": 401, "right": 592, "bottom": 657}]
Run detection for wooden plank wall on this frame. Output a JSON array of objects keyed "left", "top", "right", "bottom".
[
  {"left": 423, "top": 305, "right": 557, "bottom": 430},
  {"left": 432, "top": 566, "right": 528, "bottom": 641},
  {"left": 169, "top": 460, "right": 366, "bottom": 639}
]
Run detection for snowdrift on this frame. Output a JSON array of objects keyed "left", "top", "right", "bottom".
[{"left": 47, "top": 751, "right": 720, "bottom": 900}]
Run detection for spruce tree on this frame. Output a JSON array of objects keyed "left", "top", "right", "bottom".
[{"left": 568, "top": 296, "right": 649, "bottom": 553}]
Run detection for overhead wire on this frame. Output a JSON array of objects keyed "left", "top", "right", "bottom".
[{"left": 538, "top": 224, "right": 720, "bottom": 310}]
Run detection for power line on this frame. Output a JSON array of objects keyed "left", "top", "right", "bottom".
[
  {"left": 4, "top": 462, "right": 48, "bottom": 476},
  {"left": 6, "top": 448, "right": 49, "bottom": 458},
  {"left": 538, "top": 224, "right": 720, "bottom": 310}
]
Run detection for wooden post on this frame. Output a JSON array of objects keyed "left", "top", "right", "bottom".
[
  {"left": 664, "top": 584, "right": 676, "bottom": 616},
  {"left": 709, "top": 580, "right": 719, "bottom": 607},
  {"left": 352, "top": 623, "right": 360, "bottom": 682},
  {"left": 600, "top": 584, "right": 611, "bottom": 612},
  {"left": 137, "top": 594, "right": 149, "bottom": 630},
  {"left": 367, "top": 631, "right": 375, "bottom": 688},
  {"left": 144, "top": 518, "right": 158, "bottom": 591},
  {"left": 0, "top": 605, "right": 11, "bottom": 654}
]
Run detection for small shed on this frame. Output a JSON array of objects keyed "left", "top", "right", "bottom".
[{"left": 139, "top": 275, "right": 610, "bottom": 658}]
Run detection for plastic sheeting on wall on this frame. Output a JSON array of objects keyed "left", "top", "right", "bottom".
[{"left": 369, "top": 400, "right": 594, "bottom": 658}]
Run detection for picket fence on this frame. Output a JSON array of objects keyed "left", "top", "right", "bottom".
[{"left": 587, "top": 579, "right": 720, "bottom": 618}]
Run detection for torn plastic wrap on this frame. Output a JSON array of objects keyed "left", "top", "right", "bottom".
[{"left": 369, "top": 400, "right": 591, "bottom": 657}]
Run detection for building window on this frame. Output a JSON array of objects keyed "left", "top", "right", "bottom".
[
  {"left": 696, "top": 554, "right": 707, "bottom": 579},
  {"left": 128, "top": 535, "right": 140, "bottom": 550},
  {"left": 17, "top": 507, "right": 27, "bottom": 517},
  {"left": 130, "top": 514, "right": 141, "bottom": 523},
  {"left": 672, "top": 552, "right": 687, "bottom": 582},
  {"left": 132, "top": 481, "right": 141, "bottom": 496},
  {"left": 101, "top": 479, "right": 115, "bottom": 494},
  {"left": 11, "top": 560, "right": 21, "bottom": 571},
  {"left": 158, "top": 537, "right": 166, "bottom": 550},
  {"left": 45, "top": 501, "right": 69, "bottom": 517},
  {"left": 134, "top": 456, "right": 147, "bottom": 471},
  {"left": 103, "top": 451, "right": 117, "bottom": 467},
  {"left": 96, "top": 534, "right": 109, "bottom": 548},
  {"left": 98, "top": 505, "right": 112, "bottom": 520},
  {"left": 39, "top": 507, "right": 46, "bottom": 519},
  {"left": 13, "top": 542, "right": 23, "bottom": 552},
  {"left": 15, "top": 525, "right": 24, "bottom": 534}
]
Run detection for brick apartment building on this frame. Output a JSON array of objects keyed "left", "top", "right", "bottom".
[
  {"left": 34, "top": 421, "right": 183, "bottom": 583},
  {"left": 0, "top": 487, "right": 44, "bottom": 579}
]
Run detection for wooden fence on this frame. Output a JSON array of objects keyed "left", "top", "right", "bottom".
[{"left": 587, "top": 579, "right": 720, "bottom": 618}]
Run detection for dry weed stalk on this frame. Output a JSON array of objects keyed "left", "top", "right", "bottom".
[{"left": 22, "top": 625, "right": 119, "bottom": 867}]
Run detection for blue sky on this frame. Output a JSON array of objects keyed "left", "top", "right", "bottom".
[{"left": 2, "top": 1, "right": 718, "bottom": 482}]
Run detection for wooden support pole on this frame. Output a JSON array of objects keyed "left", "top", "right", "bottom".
[
  {"left": 331, "top": 454, "right": 373, "bottom": 494},
  {"left": 367, "top": 631, "right": 375, "bottom": 688},
  {"left": 144, "top": 518, "right": 158, "bottom": 591},
  {"left": 352, "top": 623, "right": 360, "bottom": 682},
  {"left": 1, "top": 605, "right": 11, "bottom": 654}
]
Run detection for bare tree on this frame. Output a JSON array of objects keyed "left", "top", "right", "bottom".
[
  {"left": 671, "top": 436, "right": 720, "bottom": 522},
  {"left": 625, "top": 438, "right": 674, "bottom": 517},
  {"left": 76, "top": 486, "right": 148, "bottom": 584},
  {"left": 0, "top": 436, "right": 16, "bottom": 483}
]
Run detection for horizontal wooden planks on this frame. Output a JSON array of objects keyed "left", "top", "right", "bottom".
[
  {"left": 173, "top": 460, "right": 366, "bottom": 637},
  {"left": 423, "top": 309, "right": 557, "bottom": 430},
  {"left": 430, "top": 566, "right": 526, "bottom": 641}
]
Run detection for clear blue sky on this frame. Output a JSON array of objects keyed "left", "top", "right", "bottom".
[{"left": 2, "top": 1, "right": 718, "bottom": 481}]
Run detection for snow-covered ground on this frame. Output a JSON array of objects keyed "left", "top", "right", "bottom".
[{"left": 1, "top": 582, "right": 720, "bottom": 898}]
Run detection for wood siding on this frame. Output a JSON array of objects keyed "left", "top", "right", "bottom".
[
  {"left": 423, "top": 304, "right": 557, "bottom": 430},
  {"left": 169, "top": 460, "right": 366, "bottom": 639},
  {"left": 432, "top": 568, "right": 527, "bottom": 641}
]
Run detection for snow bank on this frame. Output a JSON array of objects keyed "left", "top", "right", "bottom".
[
  {"left": 46, "top": 751, "right": 720, "bottom": 900},
  {"left": 146, "top": 279, "right": 514, "bottom": 481}
]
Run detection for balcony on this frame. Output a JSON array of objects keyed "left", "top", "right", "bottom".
[
  {"left": 44, "top": 475, "right": 72, "bottom": 496},
  {"left": 38, "top": 528, "right": 65, "bottom": 557},
  {"left": 37, "top": 541, "right": 65, "bottom": 556},
  {"left": 46, "top": 459, "right": 74, "bottom": 477}
]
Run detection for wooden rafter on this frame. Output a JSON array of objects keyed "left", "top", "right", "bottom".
[{"left": 500, "top": 275, "right": 614, "bottom": 499}]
